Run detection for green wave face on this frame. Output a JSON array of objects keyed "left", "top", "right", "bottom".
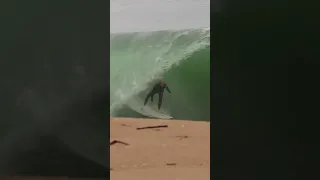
[{"left": 110, "top": 28, "right": 210, "bottom": 121}]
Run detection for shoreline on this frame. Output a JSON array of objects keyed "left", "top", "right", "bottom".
[{"left": 111, "top": 117, "right": 210, "bottom": 180}]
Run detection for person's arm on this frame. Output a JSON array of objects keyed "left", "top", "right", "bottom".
[{"left": 165, "top": 85, "right": 171, "bottom": 93}]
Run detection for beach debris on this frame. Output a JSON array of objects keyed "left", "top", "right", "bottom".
[
  {"left": 136, "top": 125, "right": 168, "bottom": 130},
  {"left": 110, "top": 140, "right": 129, "bottom": 146},
  {"left": 176, "top": 135, "right": 189, "bottom": 140},
  {"left": 121, "top": 123, "right": 130, "bottom": 127},
  {"left": 166, "top": 163, "right": 177, "bottom": 166},
  {"left": 142, "top": 163, "right": 148, "bottom": 166}
]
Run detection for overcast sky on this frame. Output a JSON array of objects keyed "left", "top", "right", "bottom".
[{"left": 110, "top": 0, "right": 210, "bottom": 33}]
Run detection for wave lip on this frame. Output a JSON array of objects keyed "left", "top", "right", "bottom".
[{"left": 111, "top": 28, "right": 210, "bottom": 121}]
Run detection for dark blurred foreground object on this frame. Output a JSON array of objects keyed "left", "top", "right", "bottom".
[{"left": 0, "top": 0, "right": 109, "bottom": 178}]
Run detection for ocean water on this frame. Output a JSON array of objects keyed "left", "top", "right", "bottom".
[{"left": 111, "top": 0, "right": 211, "bottom": 121}]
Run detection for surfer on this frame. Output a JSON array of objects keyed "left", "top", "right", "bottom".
[{"left": 144, "top": 80, "right": 171, "bottom": 110}]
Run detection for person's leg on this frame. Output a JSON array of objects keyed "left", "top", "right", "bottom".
[
  {"left": 151, "top": 93, "right": 154, "bottom": 102},
  {"left": 144, "top": 92, "right": 152, "bottom": 105},
  {"left": 158, "top": 92, "right": 163, "bottom": 109}
]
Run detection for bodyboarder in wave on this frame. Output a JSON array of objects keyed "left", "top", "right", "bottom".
[{"left": 144, "top": 80, "right": 171, "bottom": 110}]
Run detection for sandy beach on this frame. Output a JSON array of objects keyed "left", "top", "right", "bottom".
[{"left": 110, "top": 117, "right": 210, "bottom": 180}]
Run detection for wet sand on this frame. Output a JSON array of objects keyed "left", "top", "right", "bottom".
[{"left": 110, "top": 117, "right": 210, "bottom": 180}]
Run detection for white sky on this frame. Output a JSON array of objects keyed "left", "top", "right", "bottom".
[{"left": 111, "top": 0, "right": 210, "bottom": 33}]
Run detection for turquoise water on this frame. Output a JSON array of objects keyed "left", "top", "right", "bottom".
[{"left": 110, "top": 28, "right": 210, "bottom": 120}]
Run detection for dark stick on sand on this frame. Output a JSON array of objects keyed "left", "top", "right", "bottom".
[
  {"left": 110, "top": 140, "right": 129, "bottom": 146},
  {"left": 136, "top": 125, "right": 168, "bottom": 130}
]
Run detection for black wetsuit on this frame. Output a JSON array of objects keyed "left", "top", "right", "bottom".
[{"left": 144, "top": 82, "right": 171, "bottom": 109}]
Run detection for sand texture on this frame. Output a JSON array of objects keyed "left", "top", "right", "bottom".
[{"left": 110, "top": 117, "right": 210, "bottom": 180}]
